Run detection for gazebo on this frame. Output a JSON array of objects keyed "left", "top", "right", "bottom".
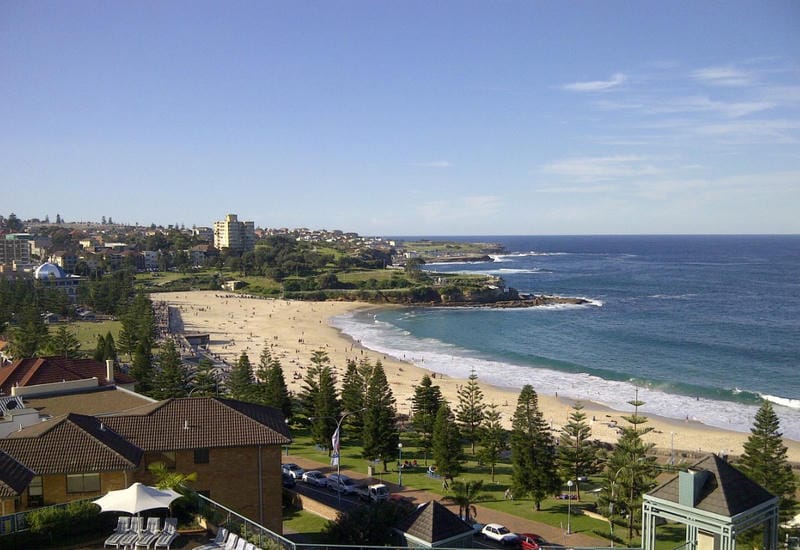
[
  {"left": 394, "top": 500, "right": 475, "bottom": 549},
  {"left": 643, "top": 455, "right": 779, "bottom": 550}
]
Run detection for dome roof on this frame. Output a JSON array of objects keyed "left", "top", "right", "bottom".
[{"left": 34, "top": 263, "right": 66, "bottom": 280}]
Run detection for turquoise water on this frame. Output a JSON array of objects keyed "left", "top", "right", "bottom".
[{"left": 331, "top": 235, "right": 800, "bottom": 440}]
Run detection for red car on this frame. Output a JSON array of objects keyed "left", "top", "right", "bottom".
[{"left": 519, "top": 533, "right": 547, "bottom": 550}]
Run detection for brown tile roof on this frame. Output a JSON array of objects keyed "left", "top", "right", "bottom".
[
  {"left": 648, "top": 454, "right": 776, "bottom": 517},
  {"left": 0, "top": 357, "right": 135, "bottom": 394},
  {"left": 0, "top": 413, "right": 142, "bottom": 475},
  {"left": 102, "top": 397, "right": 292, "bottom": 452},
  {"left": 0, "top": 450, "right": 34, "bottom": 498},
  {"left": 395, "top": 500, "right": 473, "bottom": 544},
  {"left": 25, "top": 387, "right": 155, "bottom": 417}
]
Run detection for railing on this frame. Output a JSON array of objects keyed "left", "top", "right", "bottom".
[
  {"left": 0, "top": 497, "right": 95, "bottom": 536},
  {"left": 197, "top": 493, "right": 296, "bottom": 550}
]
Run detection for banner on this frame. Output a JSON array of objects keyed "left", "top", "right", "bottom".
[{"left": 331, "top": 426, "right": 340, "bottom": 466}]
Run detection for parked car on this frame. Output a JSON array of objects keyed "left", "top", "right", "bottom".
[
  {"left": 354, "top": 483, "right": 390, "bottom": 503},
  {"left": 519, "top": 533, "right": 547, "bottom": 550},
  {"left": 282, "top": 463, "right": 305, "bottom": 479},
  {"left": 281, "top": 472, "right": 296, "bottom": 488},
  {"left": 302, "top": 470, "right": 328, "bottom": 487},
  {"left": 481, "top": 523, "right": 520, "bottom": 545},
  {"left": 326, "top": 473, "right": 358, "bottom": 494}
]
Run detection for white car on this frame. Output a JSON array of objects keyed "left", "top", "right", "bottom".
[
  {"left": 302, "top": 470, "right": 327, "bottom": 487},
  {"left": 481, "top": 523, "right": 520, "bottom": 545},
  {"left": 326, "top": 473, "right": 357, "bottom": 494},
  {"left": 282, "top": 463, "right": 305, "bottom": 479}
]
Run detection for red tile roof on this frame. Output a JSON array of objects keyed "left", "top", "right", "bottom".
[
  {"left": 102, "top": 397, "right": 292, "bottom": 452},
  {"left": 0, "top": 413, "right": 142, "bottom": 474},
  {"left": 0, "top": 357, "right": 135, "bottom": 394}
]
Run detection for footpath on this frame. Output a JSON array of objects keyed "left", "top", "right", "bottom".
[{"left": 284, "top": 454, "right": 607, "bottom": 548}]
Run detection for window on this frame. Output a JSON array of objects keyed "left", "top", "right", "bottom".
[
  {"left": 194, "top": 448, "right": 210, "bottom": 464},
  {"left": 66, "top": 473, "right": 101, "bottom": 493},
  {"left": 28, "top": 476, "right": 43, "bottom": 497},
  {"left": 146, "top": 451, "right": 177, "bottom": 470}
]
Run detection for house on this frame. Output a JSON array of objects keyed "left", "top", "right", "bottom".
[
  {"left": 0, "top": 449, "right": 34, "bottom": 515},
  {"left": 0, "top": 357, "right": 136, "bottom": 397},
  {"left": 0, "top": 397, "right": 292, "bottom": 533},
  {"left": 394, "top": 500, "right": 475, "bottom": 548}
]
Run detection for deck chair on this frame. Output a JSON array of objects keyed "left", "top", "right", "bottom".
[
  {"left": 222, "top": 533, "right": 239, "bottom": 550},
  {"left": 117, "top": 516, "right": 144, "bottom": 549},
  {"left": 243, "top": 542, "right": 257, "bottom": 550},
  {"left": 104, "top": 516, "right": 131, "bottom": 548},
  {"left": 195, "top": 527, "right": 228, "bottom": 550},
  {"left": 153, "top": 517, "right": 179, "bottom": 550},
  {"left": 233, "top": 538, "right": 247, "bottom": 550},
  {"left": 134, "top": 516, "right": 162, "bottom": 549}
]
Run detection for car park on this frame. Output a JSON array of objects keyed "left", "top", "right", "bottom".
[
  {"left": 326, "top": 473, "right": 358, "bottom": 494},
  {"left": 282, "top": 463, "right": 305, "bottom": 479},
  {"left": 481, "top": 523, "right": 520, "bottom": 545},
  {"left": 519, "top": 533, "right": 547, "bottom": 550},
  {"left": 302, "top": 470, "right": 328, "bottom": 487}
]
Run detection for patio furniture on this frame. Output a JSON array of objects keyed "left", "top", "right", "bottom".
[
  {"left": 195, "top": 527, "right": 228, "bottom": 550},
  {"left": 134, "top": 517, "right": 162, "bottom": 549},
  {"left": 117, "top": 516, "right": 144, "bottom": 549},
  {"left": 222, "top": 533, "right": 239, "bottom": 550},
  {"left": 153, "top": 518, "right": 179, "bottom": 550},
  {"left": 104, "top": 516, "right": 131, "bottom": 548},
  {"left": 233, "top": 538, "right": 247, "bottom": 550}
]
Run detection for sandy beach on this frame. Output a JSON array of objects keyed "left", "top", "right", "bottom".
[{"left": 158, "top": 291, "right": 800, "bottom": 464}]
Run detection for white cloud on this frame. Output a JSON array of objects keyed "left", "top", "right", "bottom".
[
  {"left": 563, "top": 73, "right": 627, "bottom": 92},
  {"left": 541, "top": 155, "right": 661, "bottom": 182},
  {"left": 416, "top": 195, "right": 502, "bottom": 221},
  {"left": 414, "top": 160, "right": 452, "bottom": 168},
  {"left": 691, "top": 66, "right": 753, "bottom": 87},
  {"left": 692, "top": 119, "right": 800, "bottom": 143}
]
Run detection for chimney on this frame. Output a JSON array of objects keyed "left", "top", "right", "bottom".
[
  {"left": 678, "top": 469, "right": 709, "bottom": 507},
  {"left": 105, "top": 359, "right": 114, "bottom": 383}
]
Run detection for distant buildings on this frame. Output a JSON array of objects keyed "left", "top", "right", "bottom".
[
  {"left": 213, "top": 214, "right": 255, "bottom": 253},
  {"left": 0, "top": 234, "right": 33, "bottom": 271}
]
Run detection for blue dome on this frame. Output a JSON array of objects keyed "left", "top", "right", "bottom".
[{"left": 34, "top": 263, "right": 66, "bottom": 280}]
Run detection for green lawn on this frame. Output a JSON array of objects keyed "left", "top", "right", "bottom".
[
  {"left": 67, "top": 320, "right": 122, "bottom": 353},
  {"left": 282, "top": 507, "right": 330, "bottom": 544}
]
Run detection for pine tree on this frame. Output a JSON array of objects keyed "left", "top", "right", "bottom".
[
  {"left": 361, "top": 361, "right": 398, "bottom": 471},
  {"left": 256, "top": 343, "right": 291, "bottom": 422},
  {"left": 228, "top": 351, "right": 255, "bottom": 401},
  {"left": 478, "top": 403, "right": 507, "bottom": 482},
  {"left": 557, "top": 402, "right": 598, "bottom": 501},
  {"left": 103, "top": 331, "right": 117, "bottom": 362},
  {"left": 432, "top": 403, "right": 462, "bottom": 483},
  {"left": 310, "top": 364, "right": 341, "bottom": 453},
  {"left": 8, "top": 304, "right": 49, "bottom": 358},
  {"left": 602, "top": 393, "right": 658, "bottom": 542},
  {"left": 341, "top": 359, "right": 367, "bottom": 430},
  {"left": 412, "top": 374, "right": 443, "bottom": 464},
  {"left": 739, "top": 401, "right": 797, "bottom": 524},
  {"left": 510, "top": 385, "right": 560, "bottom": 511},
  {"left": 130, "top": 342, "right": 153, "bottom": 394},
  {"left": 191, "top": 358, "right": 218, "bottom": 397},
  {"left": 151, "top": 340, "right": 188, "bottom": 399},
  {"left": 456, "top": 368, "right": 486, "bottom": 454},
  {"left": 93, "top": 334, "right": 106, "bottom": 362},
  {"left": 44, "top": 325, "right": 82, "bottom": 358}
]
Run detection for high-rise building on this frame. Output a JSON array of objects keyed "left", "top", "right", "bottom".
[{"left": 213, "top": 214, "right": 255, "bottom": 253}]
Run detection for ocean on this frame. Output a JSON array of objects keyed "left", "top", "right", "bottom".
[{"left": 330, "top": 235, "right": 800, "bottom": 441}]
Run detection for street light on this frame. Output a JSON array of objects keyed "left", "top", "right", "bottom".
[
  {"left": 566, "top": 480, "right": 574, "bottom": 535},
  {"left": 309, "top": 407, "right": 366, "bottom": 504},
  {"left": 398, "top": 442, "right": 403, "bottom": 488}
]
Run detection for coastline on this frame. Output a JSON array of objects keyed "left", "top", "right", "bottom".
[{"left": 157, "top": 290, "right": 800, "bottom": 464}]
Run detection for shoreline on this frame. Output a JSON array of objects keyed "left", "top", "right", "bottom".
[{"left": 157, "top": 291, "right": 800, "bottom": 464}]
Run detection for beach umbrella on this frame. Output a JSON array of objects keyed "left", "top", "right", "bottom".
[{"left": 93, "top": 482, "right": 182, "bottom": 515}]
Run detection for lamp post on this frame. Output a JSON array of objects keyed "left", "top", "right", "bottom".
[
  {"left": 567, "top": 480, "right": 574, "bottom": 535},
  {"left": 670, "top": 432, "right": 675, "bottom": 466},
  {"left": 309, "top": 407, "right": 366, "bottom": 504},
  {"left": 398, "top": 442, "right": 403, "bottom": 488}
]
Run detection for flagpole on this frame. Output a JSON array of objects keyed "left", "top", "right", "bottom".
[{"left": 310, "top": 407, "right": 366, "bottom": 505}]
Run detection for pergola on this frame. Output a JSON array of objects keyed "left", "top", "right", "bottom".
[{"left": 642, "top": 455, "right": 779, "bottom": 550}]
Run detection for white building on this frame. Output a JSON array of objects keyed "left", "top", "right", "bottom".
[{"left": 213, "top": 214, "right": 255, "bottom": 253}]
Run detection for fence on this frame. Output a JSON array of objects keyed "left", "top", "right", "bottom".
[
  {"left": 0, "top": 497, "right": 95, "bottom": 536},
  {"left": 197, "top": 493, "right": 296, "bottom": 550}
]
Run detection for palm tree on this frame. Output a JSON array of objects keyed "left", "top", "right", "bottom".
[
  {"left": 147, "top": 462, "right": 198, "bottom": 495},
  {"left": 442, "top": 479, "right": 489, "bottom": 524}
]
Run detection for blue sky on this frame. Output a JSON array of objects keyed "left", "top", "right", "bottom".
[{"left": 2, "top": 1, "right": 799, "bottom": 235}]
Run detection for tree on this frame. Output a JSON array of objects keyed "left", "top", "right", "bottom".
[
  {"left": 602, "top": 394, "right": 658, "bottom": 542},
  {"left": 148, "top": 461, "right": 197, "bottom": 494},
  {"left": 361, "top": 361, "right": 398, "bottom": 471},
  {"left": 432, "top": 403, "right": 463, "bottom": 482},
  {"left": 92, "top": 334, "right": 107, "bottom": 362},
  {"left": 739, "top": 401, "right": 797, "bottom": 524},
  {"left": 191, "top": 358, "right": 218, "bottom": 397},
  {"left": 478, "top": 403, "right": 507, "bottom": 482},
  {"left": 8, "top": 304, "right": 49, "bottom": 358},
  {"left": 456, "top": 368, "right": 486, "bottom": 454},
  {"left": 103, "top": 331, "right": 117, "bottom": 363},
  {"left": 227, "top": 351, "right": 255, "bottom": 401},
  {"left": 323, "top": 501, "right": 412, "bottom": 545},
  {"left": 129, "top": 342, "right": 154, "bottom": 394},
  {"left": 151, "top": 340, "right": 189, "bottom": 399},
  {"left": 310, "top": 364, "right": 341, "bottom": 453},
  {"left": 510, "top": 385, "right": 560, "bottom": 511},
  {"left": 442, "top": 479, "right": 489, "bottom": 524},
  {"left": 341, "top": 360, "right": 367, "bottom": 430},
  {"left": 255, "top": 343, "right": 292, "bottom": 421},
  {"left": 44, "top": 325, "right": 82, "bottom": 358},
  {"left": 557, "top": 402, "right": 598, "bottom": 501},
  {"left": 411, "top": 375, "right": 443, "bottom": 464}
]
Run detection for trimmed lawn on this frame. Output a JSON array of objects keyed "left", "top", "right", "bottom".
[{"left": 67, "top": 320, "right": 122, "bottom": 352}]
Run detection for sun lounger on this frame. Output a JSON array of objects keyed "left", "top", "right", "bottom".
[
  {"left": 195, "top": 527, "right": 228, "bottom": 550},
  {"left": 117, "top": 516, "right": 144, "bottom": 549},
  {"left": 135, "top": 517, "right": 162, "bottom": 549},
  {"left": 153, "top": 518, "right": 179, "bottom": 550},
  {"left": 104, "top": 516, "right": 131, "bottom": 548},
  {"left": 222, "top": 533, "right": 239, "bottom": 550}
]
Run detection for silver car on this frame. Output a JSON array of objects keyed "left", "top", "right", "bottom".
[{"left": 301, "top": 470, "right": 327, "bottom": 487}]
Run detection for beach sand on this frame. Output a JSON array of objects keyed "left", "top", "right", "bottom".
[{"left": 157, "top": 291, "right": 800, "bottom": 464}]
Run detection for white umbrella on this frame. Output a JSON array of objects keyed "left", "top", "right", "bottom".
[{"left": 93, "top": 482, "right": 182, "bottom": 515}]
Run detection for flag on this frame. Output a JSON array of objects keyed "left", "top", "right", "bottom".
[{"left": 331, "top": 426, "right": 340, "bottom": 466}]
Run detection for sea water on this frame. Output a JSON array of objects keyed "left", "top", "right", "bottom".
[{"left": 330, "top": 235, "right": 800, "bottom": 441}]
